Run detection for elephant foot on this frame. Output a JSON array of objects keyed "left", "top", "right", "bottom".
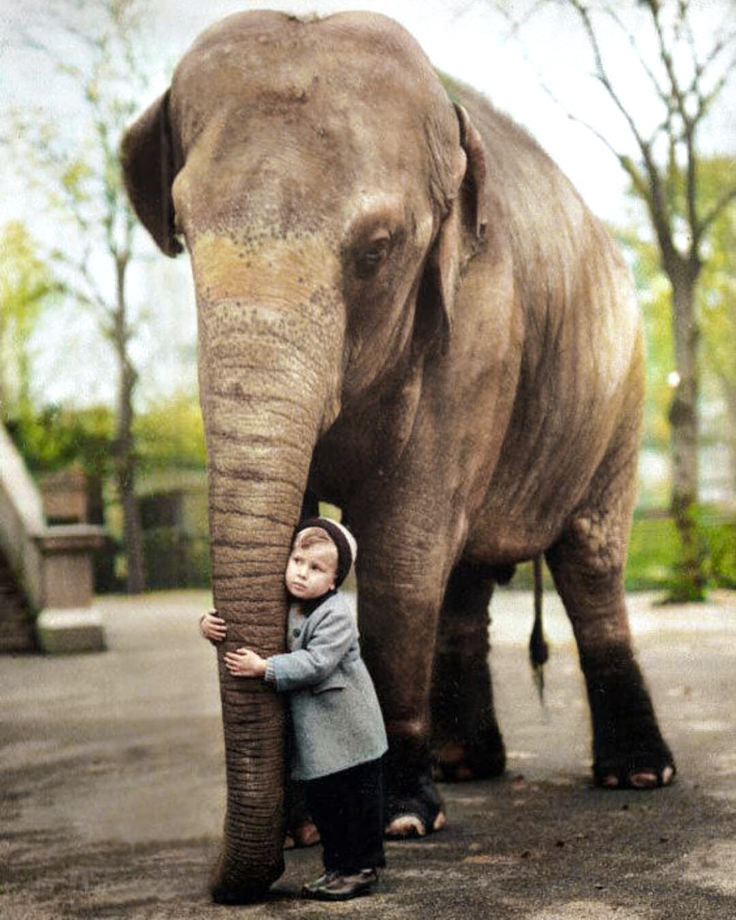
[
  {"left": 210, "top": 881, "right": 271, "bottom": 905},
  {"left": 431, "top": 737, "right": 506, "bottom": 783},
  {"left": 283, "top": 780, "right": 319, "bottom": 848},
  {"left": 284, "top": 820, "right": 321, "bottom": 849},
  {"left": 209, "top": 847, "right": 284, "bottom": 904},
  {"left": 593, "top": 738, "right": 676, "bottom": 789},
  {"left": 581, "top": 654, "right": 676, "bottom": 793},
  {"left": 385, "top": 771, "right": 446, "bottom": 839},
  {"left": 386, "top": 809, "right": 446, "bottom": 838},
  {"left": 596, "top": 761, "right": 676, "bottom": 790}
]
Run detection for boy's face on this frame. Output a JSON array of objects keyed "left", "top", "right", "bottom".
[{"left": 284, "top": 542, "right": 337, "bottom": 600}]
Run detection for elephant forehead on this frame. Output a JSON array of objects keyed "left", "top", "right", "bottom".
[
  {"left": 183, "top": 10, "right": 438, "bottom": 95},
  {"left": 172, "top": 11, "right": 452, "bottom": 155},
  {"left": 190, "top": 233, "right": 340, "bottom": 304}
]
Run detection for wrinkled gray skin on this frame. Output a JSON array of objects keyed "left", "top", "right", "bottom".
[{"left": 121, "top": 10, "right": 675, "bottom": 903}]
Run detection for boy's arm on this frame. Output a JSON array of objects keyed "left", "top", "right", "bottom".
[
  {"left": 224, "top": 647, "right": 267, "bottom": 677},
  {"left": 266, "top": 600, "right": 355, "bottom": 692}
]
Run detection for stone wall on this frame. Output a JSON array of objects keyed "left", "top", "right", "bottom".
[{"left": 0, "top": 425, "right": 106, "bottom": 653}]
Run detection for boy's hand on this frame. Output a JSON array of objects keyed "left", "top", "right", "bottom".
[
  {"left": 225, "top": 647, "right": 268, "bottom": 678},
  {"left": 200, "top": 609, "right": 227, "bottom": 644}
]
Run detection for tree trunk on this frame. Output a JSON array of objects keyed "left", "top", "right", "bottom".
[
  {"left": 113, "top": 252, "right": 146, "bottom": 594},
  {"left": 667, "top": 264, "right": 706, "bottom": 600},
  {"left": 719, "top": 377, "right": 736, "bottom": 502},
  {"left": 114, "top": 351, "right": 146, "bottom": 594}
]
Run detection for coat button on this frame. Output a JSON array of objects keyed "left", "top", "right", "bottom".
[{"left": 293, "top": 629, "right": 301, "bottom": 637}]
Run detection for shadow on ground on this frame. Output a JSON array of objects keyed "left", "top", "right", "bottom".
[{"left": 2, "top": 589, "right": 735, "bottom": 919}]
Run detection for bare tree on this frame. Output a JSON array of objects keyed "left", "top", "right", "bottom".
[
  {"left": 5, "top": 0, "right": 161, "bottom": 592},
  {"left": 489, "top": 0, "right": 736, "bottom": 599}
]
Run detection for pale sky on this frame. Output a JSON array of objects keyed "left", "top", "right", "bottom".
[
  {"left": 4, "top": 0, "right": 734, "bottom": 224},
  {"left": 1, "top": 0, "right": 733, "bottom": 406},
  {"left": 0, "top": 0, "right": 643, "bottom": 220},
  {"left": 164, "top": 0, "right": 639, "bottom": 220}
]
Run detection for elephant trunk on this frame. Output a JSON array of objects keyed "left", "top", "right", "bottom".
[{"left": 191, "top": 234, "right": 343, "bottom": 901}]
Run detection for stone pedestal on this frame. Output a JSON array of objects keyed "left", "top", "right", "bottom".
[
  {"left": 33, "top": 525, "right": 106, "bottom": 654},
  {"left": 1, "top": 425, "right": 108, "bottom": 654},
  {"left": 36, "top": 607, "right": 106, "bottom": 654}
]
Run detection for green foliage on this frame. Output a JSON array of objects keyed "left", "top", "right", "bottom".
[
  {"left": 60, "top": 159, "right": 94, "bottom": 199},
  {"left": 509, "top": 512, "right": 735, "bottom": 594},
  {"left": 626, "top": 510, "right": 736, "bottom": 594},
  {"left": 697, "top": 158, "right": 736, "bottom": 426},
  {"left": 625, "top": 514, "right": 682, "bottom": 591},
  {"left": 10, "top": 403, "right": 114, "bottom": 476},
  {"left": 135, "top": 392, "right": 206, "bottom": 472},
  {"left": 6, "top": 1, "right": 172, "bottom": 593},
  {"left": 616, "top": 155, "right": 736, "bottom": 476},
  {"left": 135, "top": 392, "right": 209, "bottom": 590},
  {"left": 618, "top": 157, "right": 736, "bottom": 601},
  {"left": 705, "top": 511, "right": 736, "bottom": 589},
  {"left": 0, "top": 222, "right": 60, "bottom": 422},
  {"left": 11, "top": 391, "right": 206, "bottom": 479}
]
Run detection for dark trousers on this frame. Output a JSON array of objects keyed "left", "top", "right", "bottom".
[{"left": 304, "top": 758, "right": 385, "bottom": 874}]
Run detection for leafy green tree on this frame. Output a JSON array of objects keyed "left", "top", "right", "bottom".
[
  {"left": 488, "top": 0, "right": 736, "bottom": 599},
  {"left": 618, "top": 154, "right": 736, "bottom": 591},
  {"left": 620, "top": 156, "right": 736, "bottom": 499},
  {"left": 11, "top": 403, "right": 115, "bottom": 558},
  {"left": 6, "top": 0, "right": 160, "bottom": 592},
  {"left": 0, "top": 222, "right": 60, "bottom": 426},
  {"left": 14, "top": 403, "right": 115, "bottom": 479},
  {"left": 136, "top": 392, "right": 207, "bottom": 473},
  {"left": 697, "top": 158, "right": 736, "bottom": 489}
]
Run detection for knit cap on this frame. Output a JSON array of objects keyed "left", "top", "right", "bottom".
[{"left": 294, "top": 517, "right": 357, "bottom": 587}]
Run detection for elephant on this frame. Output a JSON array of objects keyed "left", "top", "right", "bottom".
[{"left": 121, "top": 9, "right": 675, "bottom": 903}]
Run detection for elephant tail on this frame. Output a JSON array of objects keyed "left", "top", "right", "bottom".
[{"left": 529, "top": 554, "right": 549, "bottom": 702}]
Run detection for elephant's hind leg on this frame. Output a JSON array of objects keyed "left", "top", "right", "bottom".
[
  {"left": 283, "top": 780, "right": 320, "bottom": 849},
  {"left": 430, "top": 561, "right": 506, "bottom": 782},
  {"left": 546, "top": 508, "right": 675, "bottom": 790}
]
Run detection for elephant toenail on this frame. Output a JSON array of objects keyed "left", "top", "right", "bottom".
[
  {"left": 386, "top": 815, "right": 426, "bottom": 838},
  {"left": 629, "top": 771, "right": 658, "bottom": 788}
]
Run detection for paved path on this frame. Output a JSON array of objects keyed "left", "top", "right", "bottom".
[{"left": 2, "top": 588, "right": 736, "bottom": 918}]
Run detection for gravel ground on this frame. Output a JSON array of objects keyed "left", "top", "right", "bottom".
[{"left": 2, "top": 587, "right": 735, "bottom": 919}]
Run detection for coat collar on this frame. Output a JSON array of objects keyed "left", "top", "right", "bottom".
[{"left": 293, "top": 588, "right": 337, "bottom": 617}]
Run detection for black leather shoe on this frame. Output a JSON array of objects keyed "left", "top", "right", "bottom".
[
  {"left": 305, "top": 868, "right": 379, "bottom": 901},
  {"left": 302, "top": 869, "right": 340, "bottom": 896}
]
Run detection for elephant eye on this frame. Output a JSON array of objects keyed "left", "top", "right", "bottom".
[{"left": 354, "top": 234, "right": 391, "bottom": 279}]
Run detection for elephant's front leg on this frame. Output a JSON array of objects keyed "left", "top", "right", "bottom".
[
  {"left": 546, "top": 511, "right": 676, "bottom": 790},
  {"left": 430, "top": 561, "right": 506, "bottom": 782},
  {"left": 355, "top": 531, "right": 451, "bottom": 839}
]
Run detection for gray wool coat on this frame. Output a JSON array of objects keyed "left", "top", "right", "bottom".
[{"left": 264, "top": 591, "right": 388, "bottom": 781}]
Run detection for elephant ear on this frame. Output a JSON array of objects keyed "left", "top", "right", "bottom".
[
  {"left": 454, "top": 103, "right": 488, "bottom": 238},
  {"left": 120, "top": 90, "right": 182, "bottom": 256},
  {"left": 416, "top": 103, "right": 488, "bottom": 357}
]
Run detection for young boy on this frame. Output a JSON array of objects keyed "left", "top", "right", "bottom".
[{"left": 199, "top": 517, "right": 387, "bottom": 901}]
